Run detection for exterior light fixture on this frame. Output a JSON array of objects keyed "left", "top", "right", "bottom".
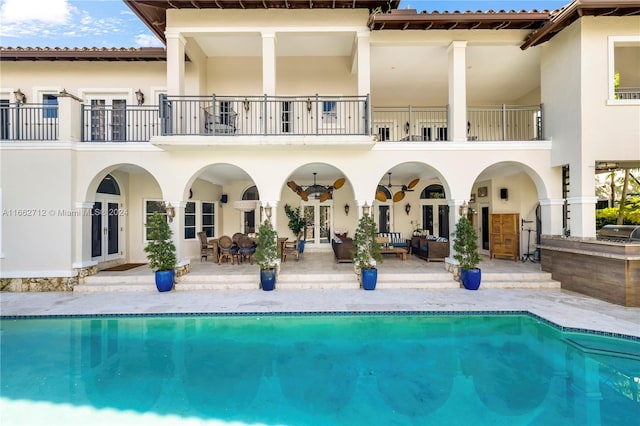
[
  {"left": 135, "top": 89, "right": 145, "bottom": 105},
  {"left": 459, "top": 201, "right": 469, "bottom": 216},
  {"left": 344, "top": 203, "right": 350, "bottom": 215},
  {"left": 265, "top": 203, "right": 272, "bottom": 219},
  {"left": 243, "top": 98, "right": 250, "bottom": 112},
  {"left": 13, "top": 89, "right": 26, "bottom": 104},
  {"left": 405, "top": 203, "right": 411, "bottom": 215},
  {"left": 306, "top": 98, "right": 313, "bottom": 112},
  {"left": 162, "top": 202, "right": 175, "bottom": 222},
  {"left": 362, "top": 202, "right": 370, "bottom": 216}
]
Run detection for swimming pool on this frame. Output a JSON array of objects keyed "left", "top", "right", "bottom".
[{"left": 1, "top": 312, "right": 639, "bottom": 425}]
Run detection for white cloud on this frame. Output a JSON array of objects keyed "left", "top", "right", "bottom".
[
  {"left": 135, "top": 33, "right": 163, "bottom": 48},
  {"left": 0, "top": 0, "right": 71, "bottom": 24}
]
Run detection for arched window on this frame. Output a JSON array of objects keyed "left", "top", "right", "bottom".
[
  {"left": 376, "top": 185, "right": 392, "bottom": 201},
  {"left": 97, "top": 174, "right": 120, "bottom": 195},
  {"left": 420, "top": 184, "right": 445, "bottom": 199},
  {"left": 242, "top": 185, "right": 260, "bottom": 200}
]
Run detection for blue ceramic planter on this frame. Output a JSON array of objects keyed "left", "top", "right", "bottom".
[
  {"left": 461, "top": 268, "right": 481, "bottom": 290},
  {"left": 260, "top": 269, "right": 276, "bottom": 291},
  {"left": 361, "top": 268, "right": 378, "bottom": 290},
  {"left": 155, "top": 270, "right": 175, "bottom": 292}
]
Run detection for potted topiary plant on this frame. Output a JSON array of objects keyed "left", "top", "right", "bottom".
[
  {"left": 352, "top": 212, "right": 382, "bottom": 290},
  {"left": 144, "top": 211, "right": 177, "bottom": 292},
  {"left": 453, "top": 216, "right": 482, "bottom": 290},
  {"left": 284, "top": 204, "right": 306, "bottom": 253},
  {"left": 254, "top": 219, "right": 279, "bottom": 291}
]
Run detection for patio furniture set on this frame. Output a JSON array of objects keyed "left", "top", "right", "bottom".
[{"left": 199, "top": 231, "right": 301, "bottom": 265}]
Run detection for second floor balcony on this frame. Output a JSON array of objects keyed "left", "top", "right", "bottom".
[{"left": 0, "top": 95, "right": 545, "bottom": 144}]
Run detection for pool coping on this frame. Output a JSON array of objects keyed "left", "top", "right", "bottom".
[{"left": 3, "top": 309, "right": 639, "bottom": 342}]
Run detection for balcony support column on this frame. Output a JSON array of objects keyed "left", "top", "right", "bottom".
[
  {"left": 262, "top": 32, "right": 277, "bottom": 96},
  {"left": 448, "top": 41, "right": 467, "bottom": 142},
  {"left": 356, "top": 31, "right": 371, "bottom": 135},
  {"left": 166, "top": 32, "right": 186, "bottom": 96},
  {"left": 355, "top": 31, "right": 371, "bottom": 96}
]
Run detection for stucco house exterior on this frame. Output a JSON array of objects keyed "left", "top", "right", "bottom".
[{"left": 0, "top": 0, "right": 638, "bottom": 293}]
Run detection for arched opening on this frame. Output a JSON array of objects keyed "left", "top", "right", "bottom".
[
  {"left": 92, "top": 174, "right": 123, "bottom": 262},
  {"left": 240, "top": 185, "right": 260, "bottom": 234},
  {"left": 419, "top": 184, "right": 449, "bottom": 238}
]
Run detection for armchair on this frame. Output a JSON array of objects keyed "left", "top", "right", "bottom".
[
  {"left": 197, "top": 232, "right": 214, "bottom": 261},
  {"left": 204, "top": 107, "right": 237, "bottom": 135}
]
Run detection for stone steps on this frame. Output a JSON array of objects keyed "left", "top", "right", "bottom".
[{"left": 75, "top": 270, "right": 559, "bottom": 292}]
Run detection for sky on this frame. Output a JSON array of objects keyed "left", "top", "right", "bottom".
[{"left": 0, "top": 0, "right": 570, "bottom": 48}]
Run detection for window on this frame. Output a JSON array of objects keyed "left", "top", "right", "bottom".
[
  {"left": 421, "top": 127, "right": 432, "bottom": 141},
  {"left": 436, "top": 127, "right": 448, "bottom": 141},
  {"left": 184, "top": 202, "right": 196, "bottom": 239},
  {"left": 322, "top": 100, "right": 337, "bottom": 124},
  {"left": 608, "top": 36, "right": 640, "bottom": 103},
  {"left": 378, "top": 127, "right": 390, "bottom": 141},
  {"left": 145, "top": 200, "right": 166, "bottom": 240},
  {"left": 202, "top": 202, "right": 215, "bottom": 238},
  {"left": 0, "top": 99, "right": 9, "bottom": 140},
  {"left": 42, "top": 94, "right": 58, "bottom": 119}
]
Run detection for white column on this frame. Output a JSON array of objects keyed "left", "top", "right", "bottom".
[
  {"left": 71, "top": 202, "right": 96, "bottom": 269},
  {"left": 356, "top": 31, "right": 371, "bottom": 96},
  {"left": 168, "top": 201, "right": 187, "bottom": 264},
  {"left": 356, "top": 31, "right": 371, "bottom": 134},
  {"left": 567, "top": 196, "right": 598, "bottom": 238},
  {"left": 448, "top": 41, "right": 468, "bottom": 142},
  {"left": 166, "top": 32, "right": 186, "bottom": 96},
  {"left": 539, "top": 198, "right": 564, "bottom": 236},
  {"left": 262, "top": 32, "right": 277, "bottom": 96}
]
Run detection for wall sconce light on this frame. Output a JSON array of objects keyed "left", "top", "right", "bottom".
[
  {"left": 13, "top": 89, "right": 26, "bottom": 104},
  {"left": 404, "top": 121, "right": 410, "bottom": 134},
  {"left": 264, "top": 203, "right": 272, "bottom": 219},
  {"left": 344, "top": 203, "right": 350, "bottom": 215},
  {"left": 362, "top": 202, "right": 370, "bottom": 216},
  {"left": 162, "top": 202, "right": 175, "bottom": 222},
  {"left": 459, "top": 201, "right": 469, "bottom": 216},
  {"left": 243, "top": 98, "right": 250, "bottom": 112},
  {"left": 306, "top": 98, "right": 313, "bottom": 113},
  {"left": 135, "top": 89, "right": 144, "bottom": 105},
  {"left": 404, "top": 203, "right": 411, "bottom": 215}
]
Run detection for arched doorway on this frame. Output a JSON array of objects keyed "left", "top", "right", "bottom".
[
  {"left": 241, "top": 185, "right": 260, "bottom": 234},
  {"left": 92, "top": 174, "right": 123, "bottom": 262}
]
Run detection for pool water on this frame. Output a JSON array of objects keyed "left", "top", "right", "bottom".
[{"left": 1, "top": 313, "right": 639, "bottom": 425}]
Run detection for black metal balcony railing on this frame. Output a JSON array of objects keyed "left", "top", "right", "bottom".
[
  {"left": 467, "top": 105, "right": 543, "bottom": 141},
  {"left": 159, "top": 94, "right": 370, "bottom": 136},
  {"left": 615, "top": 87, "right": 640, "bottom": 100},
  {"left": 372, "top": 104, "right": 543, "bottom": 142},
  {"left": 0, "top": 103, "right": 58, "bottom": 141},
  {"left": 81, "top": 104, "right": 162, "bottom": 142},
  {"left": 0, "top": 97, "right": 546, "bottom": 143},
  {"left": 372, "top": 106, "right": 448, "bottom": 141}
]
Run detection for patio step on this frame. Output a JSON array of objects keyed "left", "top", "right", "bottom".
[
  {"left": 478, "top": 272, "right": 560, "bottom": 289},
  {"left": 377, "top": 272, "right": 459, "bottom": 289},
  {"left": 75, "top": 269, "right": 559, "bottom": 292}
]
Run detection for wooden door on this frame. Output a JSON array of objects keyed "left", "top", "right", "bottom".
[{"left": 489, "top": 213, "right": 519, "bottom": 261}]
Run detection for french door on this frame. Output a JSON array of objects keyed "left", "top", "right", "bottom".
[
  {"left": 91, "top": 197, "right": 122, "bottom": 262},
  {"left": 89, "top": 97, "right": 127, "bottom": 141},
  {"left": 302, "top": 202, "right": 332, "bottom": 249},
  {"left": 421, "top": 202, "right": 449, "bottom": 238}
]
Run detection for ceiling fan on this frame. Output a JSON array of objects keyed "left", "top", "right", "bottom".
[
  {"left": 287, "top": 172, "right": 345, "bottom": 203},
  {"left": 375, "top": 172, "right": 419, "bottom": 202}
]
